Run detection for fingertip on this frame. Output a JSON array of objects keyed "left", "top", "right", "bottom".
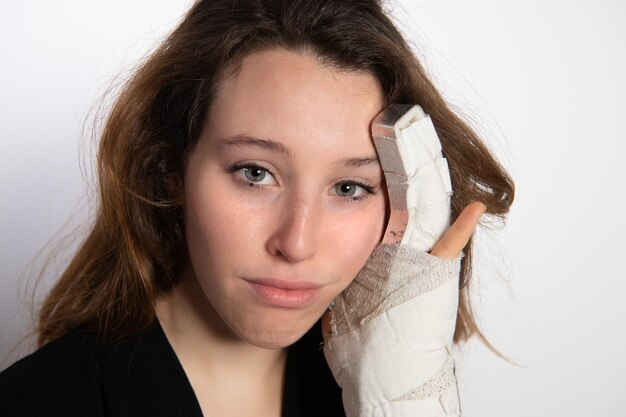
[
  {"left": 469, "top": 201, "right": 487, "bottom": 225},
  {"left": 471, "top": 201, "right": 487, "bottom": 215},
  {"left": 459, "top": 202, "right": 486, "bottom": 225}
]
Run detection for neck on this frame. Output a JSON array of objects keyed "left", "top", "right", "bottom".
[{"left": 155, "top": 267, "right": 287, "bottom": 413}]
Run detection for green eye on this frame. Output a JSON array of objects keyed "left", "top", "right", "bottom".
[
  {"left": 225, "top": 162, "right": 277, "bottom": 187},
  {"left": 243, "top": 167, "right": 267, "bottom": 182},
  {"left": 335, "top": 182, "right": 358, "bottom": 197}
]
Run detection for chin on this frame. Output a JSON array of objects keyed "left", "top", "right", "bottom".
[
  {"left": 246, "top": 337, "right": 297, "bottom": 350},
  {"left": 234, "top": 315, "right": 318, "bottom": 349}
]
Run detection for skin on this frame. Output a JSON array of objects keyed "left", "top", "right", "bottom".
[{"left": 155, "top": 47, "right": 485, "bottom": 416}]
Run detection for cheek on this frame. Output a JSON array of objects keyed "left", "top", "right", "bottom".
[
  {"left": 182, "top": 165, "right": 242, "bottom": 290},
  {"left": 183, "top": 178, "right": 261, "bottom": 274},
  {"left": 324, "top": 197, "right": 387, "bottom": 287}
]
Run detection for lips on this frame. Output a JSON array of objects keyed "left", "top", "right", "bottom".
[{"left": 243, "top": 278, "right": 322, "bottom": 308}]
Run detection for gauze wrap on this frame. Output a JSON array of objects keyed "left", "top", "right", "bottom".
[{"left": 323, "top": 105, "right": 461, "bottom": 417}]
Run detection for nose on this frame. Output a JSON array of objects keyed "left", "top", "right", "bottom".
[{"left": 266, "top": 194, "right": 321, "bottom": 263}]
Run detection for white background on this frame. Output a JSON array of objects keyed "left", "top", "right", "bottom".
[{"left": 1, "top": 1, "right": 625, "bottom": 415}]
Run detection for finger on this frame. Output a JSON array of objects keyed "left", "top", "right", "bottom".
[{"left": 430, "top": 202, "right": 486, "bottom": 259}]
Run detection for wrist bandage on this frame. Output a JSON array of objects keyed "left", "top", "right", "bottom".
[{"left": 324, "top": 105, "right": 461, "bottom": 417}]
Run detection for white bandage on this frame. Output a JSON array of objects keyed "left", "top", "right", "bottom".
[
  {"left": 324, "top": 105, "right": 461, "bottom": 417},
  {"left": 372, "top": 105, "right": 453, "bottom": 250},
  {"left": 394, "top": 106, "right": 452, "bottom": 250}
]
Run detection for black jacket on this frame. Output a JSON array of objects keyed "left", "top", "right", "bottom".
[{"left": 0, "top": 318, "right": 345, "bottom": 416}]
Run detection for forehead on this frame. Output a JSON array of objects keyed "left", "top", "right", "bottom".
[{"left": 204, "top": 48, "right": 385, "bottom": 157}]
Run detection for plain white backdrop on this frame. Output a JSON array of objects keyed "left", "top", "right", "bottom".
[{"left": 1, "top": 1, "right": 625, "bottom": 415}]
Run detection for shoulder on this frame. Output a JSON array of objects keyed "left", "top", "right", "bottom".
[
  {"left": 0, "top": 328, "right": 106, "bottom": 417},
  {"left": 0, "top": 319, "right": 202, "bottom": 417}
]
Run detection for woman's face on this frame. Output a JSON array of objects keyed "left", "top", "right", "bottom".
[{"left": 183, "top": 48, "right": 387, "bottom": 348}]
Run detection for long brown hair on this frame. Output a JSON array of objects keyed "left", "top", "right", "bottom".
[{"left": 37, "top": 0, "right": 514, "bottom": 353}]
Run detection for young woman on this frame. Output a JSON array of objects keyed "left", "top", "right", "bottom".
[{"left": 0, "top": 1, "right": 513, "bottom": 416}]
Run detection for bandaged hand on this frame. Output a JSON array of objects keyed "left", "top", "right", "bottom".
[{"left": 322, "top": 105, "right": 485, "bottom": 417}]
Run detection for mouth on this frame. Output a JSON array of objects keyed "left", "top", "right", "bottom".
[{"left": 243, "top": 278, "right": 323, "bottom": 308}]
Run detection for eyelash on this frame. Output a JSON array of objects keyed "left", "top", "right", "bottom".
[
  {"left": 224, "top": 162, "right": 378, "bottom": 202},
  {"left": 225, "top": 162, "right": 276, "bottom": 188},
  {"left": 334, "top": 179, "right": 378, "bottom": 203}
]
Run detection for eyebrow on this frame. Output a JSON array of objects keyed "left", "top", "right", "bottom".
[
  {"left": 333, "top": 155, "right": 380, "bottom": 168},
  {"left": 220, "top": 134, "right": 380, "bottom": 168},
  {"left": 221, "top": 134, "right": 292, "bottom": 157}
]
